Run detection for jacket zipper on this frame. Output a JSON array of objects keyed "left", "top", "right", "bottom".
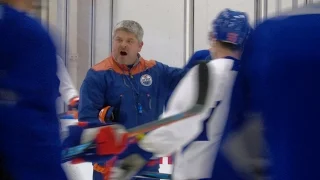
[{"left": 147, "top": 94, "right": 152, "bottom": 110}]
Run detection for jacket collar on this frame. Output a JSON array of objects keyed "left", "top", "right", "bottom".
[{"left": 112, "top": 54, "right": 141, "bottom": 71}]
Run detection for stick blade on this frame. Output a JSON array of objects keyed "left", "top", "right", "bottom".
[{"left": 135, "top": 171, "right": 171, "bottom": 179}]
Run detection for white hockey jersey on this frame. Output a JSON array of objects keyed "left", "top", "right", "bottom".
[
  {"left": 139, "top": 57, "right": 240, "bottom": 179},
  {"left": 56, "top": 55, "right": 78, "bottom": 104}
]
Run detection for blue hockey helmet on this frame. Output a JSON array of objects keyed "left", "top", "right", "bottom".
[{"left": 211, "top": 9, "right": 252, "bottom": 48}]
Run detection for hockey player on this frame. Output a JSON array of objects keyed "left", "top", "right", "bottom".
[
  {"left": 213, "top": 3, "right": 320, "bottom": 180},
  {"left": 93, "top": 9, "right": 252, "bottom": 180},
  {"left": 78, "top": 20, "right": 187, "bottom": 179},
  {"left": 0, "top": 0, "right": 67, "bottom": 179}
]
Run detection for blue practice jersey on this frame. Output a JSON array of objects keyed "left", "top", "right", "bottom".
[{"left": 0, "top": 4, "right": 67, "bottom": 180}]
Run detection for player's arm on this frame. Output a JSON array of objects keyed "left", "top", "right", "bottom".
[
  {"left": 184, "top": 49, "right": 210, "bottom": 69},
  {"left": 184, "top": 51, "right": 200, "bottom": 69},
  {"left": 78, "top": 70, "right": 107, "bottom": 122}
]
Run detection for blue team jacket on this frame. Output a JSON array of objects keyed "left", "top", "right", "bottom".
[
  {"left": 79, "top": 56, "right": 186, "bottom": 128},
  {"left": 0, "top": 4, "right": 67, "bottom": 180}
]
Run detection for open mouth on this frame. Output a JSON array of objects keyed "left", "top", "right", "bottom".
[{"left": 120, "top": 51, "right": 128, "bottom": 56}]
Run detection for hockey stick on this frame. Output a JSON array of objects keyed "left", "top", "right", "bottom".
[
  {"left": 134, "top": 171, "right": 171, "bottom": 179},
  {"left": 61, "top": 61, "right": 209, "bottom": 162}
]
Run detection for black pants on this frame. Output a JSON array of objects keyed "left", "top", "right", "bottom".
[{"left": 0, "top": 155, "right": 13, "bottom": 180}]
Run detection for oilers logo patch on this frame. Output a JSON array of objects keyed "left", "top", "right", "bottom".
[{"left": 140, "top": 74, "right": 152, "bottom": 86}]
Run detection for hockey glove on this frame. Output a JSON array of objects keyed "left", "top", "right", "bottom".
[
  {"left": 61, "top": 122, "right": 129, "bottom": 164},
  {"left": 106, "top": 138, "right": 155, "bottom": 180},
  {"left": 62, "top": 96, "right": 79, "bottom": 119},
  {"left": 68, "top": 96, "right": 79, "bottom": 110}
]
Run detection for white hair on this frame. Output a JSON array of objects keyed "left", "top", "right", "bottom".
[{"left": 113, "top": 20, "right": 144, "bottom": 42}]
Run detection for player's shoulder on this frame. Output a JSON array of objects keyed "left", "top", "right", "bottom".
[
  {"left": 182, "top": 57, "right": 238, "bottom": 82},
  {"left": 250, "top": 3, "right": 320, "bottom": 48},
  {"left": 207, "top": 58, "right": 238, "bottom": 72},
  {"left": 257, "top": 3, "right": 320, "bottom": 30},
  {"left": 20, "top": 16, "right": 49, "bottom": 39},
  {"left": 193, "top": 49, "right": 211, "bottom": 57},
  {"left": 0, "top": 4, "right": 15, "bottom": 22},
  {"left": 191, "top": 49, "right": 212, "bottom": 61},
  {"left": 278, "top": 2, "right": 320, "bottom": 18},
  {"left": 1, "top": 5, "right": 52, "bottom": 41}
]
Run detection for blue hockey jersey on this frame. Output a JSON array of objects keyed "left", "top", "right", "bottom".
[
  {"left": 218, "top": 3, "right": 320, "bottom": 180},
  {"left": 0, "top": 4, "right": 67, "bottom": 180}
]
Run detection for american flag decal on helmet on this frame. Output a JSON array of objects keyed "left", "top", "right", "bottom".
[{"left": 227, "top": 33, "right": 238, "bottom": 43}]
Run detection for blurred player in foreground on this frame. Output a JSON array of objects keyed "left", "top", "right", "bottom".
[
  {"left": 0, "top": 0, "right": 67, "bottom": 179},
  {"left": 215, "top": 3, "right": 320, "bottom": 180}
]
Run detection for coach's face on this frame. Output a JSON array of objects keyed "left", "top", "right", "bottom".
[{"left": 112, "top": 30, "right": 143, "bottom": 65}]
